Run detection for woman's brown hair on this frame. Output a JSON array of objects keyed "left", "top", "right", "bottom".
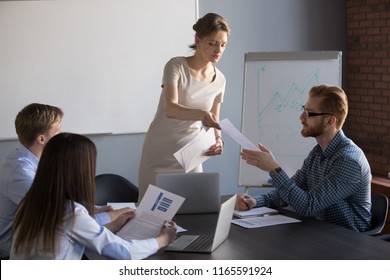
[
  {"left": 189, "top": 13, "right": 230, "bottom": 50},
  {"left": 12, "top": 133, "right": 97, "bottom": 258}
]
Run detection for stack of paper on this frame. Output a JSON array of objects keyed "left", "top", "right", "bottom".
[
  {"left": 232, "top": 214, "right": 301, "bottom": 229},
  {"left": 107, "top": 202, "right": 136, "bottom": 210},
  {"left": 233, "top": 207, "right": 279, "bottom": 218},
  {"left": 173, "top": 127, "right": 215, "bottom": 172}
]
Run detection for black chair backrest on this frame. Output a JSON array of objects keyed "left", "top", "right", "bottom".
[
  {"left": 364, "top": 193, "right": 389, "bottom": 235},
  {"left": 378, "top": 234, "right": 390, "bottom": 242},
  {"left": 95, "top": 173, "right": 139, "bottom": 205}
]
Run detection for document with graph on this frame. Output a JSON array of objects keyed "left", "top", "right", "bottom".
[{"left": 117, "top": 184, "right": 185, "bottom": 241}]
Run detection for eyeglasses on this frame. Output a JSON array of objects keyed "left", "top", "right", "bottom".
[{"left": 301, "top": 106, "right": 334, "bottom": 118}]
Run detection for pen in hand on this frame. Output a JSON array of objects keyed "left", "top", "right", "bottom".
[{"left": 240, "top": 194, "right": 255, "bottom": 210}]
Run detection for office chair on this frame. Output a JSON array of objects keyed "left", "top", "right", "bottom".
[
  {"left": 363, "top": 193, "right": 389, "bottom": 236},
  {"left": 95, "top": 173, "right": 139, "bottom": 205},
  {"left": 377, "top": 234, "right": 390, "bottom": 242}
]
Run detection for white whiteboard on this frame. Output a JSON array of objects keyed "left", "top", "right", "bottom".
[
  {"left": 0, "top": 0, "right": 197, "bottom": 139},
  {"left": 239, "top": 51, "right": 342, "bottom": 187}
]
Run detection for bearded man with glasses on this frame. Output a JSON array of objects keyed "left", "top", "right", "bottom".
[{"left": 236, "top": 84, "right": 372, "bottom": 232}]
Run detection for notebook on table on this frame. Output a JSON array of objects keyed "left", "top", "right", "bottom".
[
  {"left": 164, "top": 194, "right": 237, "bottom": 253},
  {"left": 155, "top": 172, "right": 220, "bottom": 214}
]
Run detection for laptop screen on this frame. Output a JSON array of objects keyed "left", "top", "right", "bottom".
[{"left": 155, "top": 172, "right": 220, "bottom": 214}]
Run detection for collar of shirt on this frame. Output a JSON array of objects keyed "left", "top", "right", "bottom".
[
  {"left": 313, "top": 130, "right": 345, "bottom": 161},
  {"left": 16, "top": 145, "right": 39, "bottom": 166}
]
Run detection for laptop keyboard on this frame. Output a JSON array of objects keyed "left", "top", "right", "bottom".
[{"left": 185, "top": 235, "right": 214, "bottom": 252}]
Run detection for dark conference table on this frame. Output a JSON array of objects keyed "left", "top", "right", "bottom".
[{"left": 148, "top": 201, "right": 390, "bottom": 260}]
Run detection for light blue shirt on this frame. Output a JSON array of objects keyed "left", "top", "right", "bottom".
[
  {"left": 10, "top": 202, "right": 159, "bottom": 260},
  {"left": 0, "top": 146, "right": 110, "bottom": 258},
  {"left": 254, "top": 130, "right": 372, "bottom": 232},
  {"left": 0, "top": 146, "right": 38, "bottom": 258}
]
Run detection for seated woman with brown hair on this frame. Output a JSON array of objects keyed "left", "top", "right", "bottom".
[{"left": 10, "top": 132, "right": 176, "bottom": 260}]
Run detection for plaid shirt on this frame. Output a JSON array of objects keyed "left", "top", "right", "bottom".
[{"left": 254, "top": 130, "right": 372, "bottom": 232}]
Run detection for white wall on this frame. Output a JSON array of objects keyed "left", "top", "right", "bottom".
[
  {"left": 0, "top": 0, "right": 196, "bottom": 138},
  {"left": 0, "top": 0, "right": 346, "bottom": 195}
]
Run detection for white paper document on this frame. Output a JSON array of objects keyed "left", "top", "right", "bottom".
[
  {"left": 231, "top": 214, "right": 301, "bottom": 229},
  {"left": 233, "top": 207, "right": 279, "bottom": 218},
  {"left": 107, "top": 202, "right": 136, "bottom": 210},
  {"left": 108, "top": 202, "right": 187, "bottom": 233},
  {"left": 173, "top": 127, "right": 215, "bottom": 172},
  {"left": 117, "top": 184, "right": 185, "bottom": 241},
  {"left": 219, "top": 118, "right": 260, "bottom": 151}
]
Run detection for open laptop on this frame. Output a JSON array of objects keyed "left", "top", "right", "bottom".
[
  {"left": 164, "top": 194, "right": 237, "bottom": 253},
  {"left": 155, "top": 172, "right": 220, "bottom": 214}
]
